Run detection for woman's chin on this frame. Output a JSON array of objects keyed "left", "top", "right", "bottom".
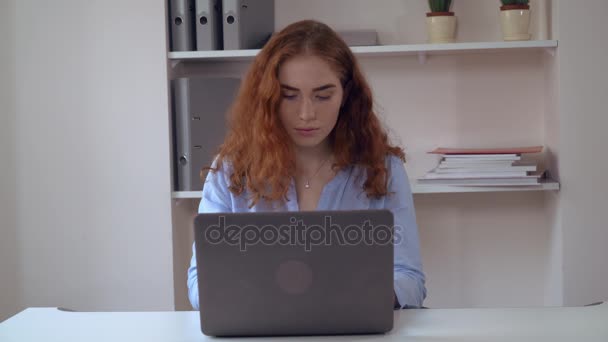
[{"left": 291, "top": 137, "right": 328, "bottom": 149}]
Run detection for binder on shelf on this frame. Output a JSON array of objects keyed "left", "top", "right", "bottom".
[
  {"left": 169, "top": 0, "right": 196, "bottom": 51},
  {"left": 222, "top": 0, "right": 275, "bottom": 50},
  {"left": 195, "top": 0, "right": 223, "bottom": 50},
  {"left": 172, "top": 77, "right": 241, "bottom": 191}
]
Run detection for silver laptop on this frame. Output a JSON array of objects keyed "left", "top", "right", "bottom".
[{"left": 193, "top": 209, "right": 395, "bottom": 337}]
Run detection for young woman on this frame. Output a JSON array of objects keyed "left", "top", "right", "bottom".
[{"left": 188, "top": 20, "right": 426, "bottom": 309}]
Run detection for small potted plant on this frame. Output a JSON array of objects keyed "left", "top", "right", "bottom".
[
  {"left": 426, "top": 0, "right": 456, "bottom": 44},
  {"left": 500, "top": 0, "right": 531, "bottom": 41}
]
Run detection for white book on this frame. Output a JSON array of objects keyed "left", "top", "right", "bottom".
[
  {"left": 423, "top": 171, "right": 529, "bottom": 179},
  {"left": 439, "top": 160, "right": 519, "bottom": 168},
  {"left": 443, "top": 155, "right": 521, "bottom": 162},
  {"left": 417, "top": 178, "right": 541, "bottom": 186},
  {"left": 436, "top": 164, "right": 537, "bottom": 173},
  {"left": 443, "top": 154, "right": 519, "bottom": 158}
]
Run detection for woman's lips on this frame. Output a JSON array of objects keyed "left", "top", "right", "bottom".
[{"left": 295, "top": 128, "right": 319, "bottom": 137}]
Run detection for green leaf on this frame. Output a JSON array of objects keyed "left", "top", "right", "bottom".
[
  {"left": 501, "top": 0, "right": 529, "bottom": 5},
  {"left": 428, "top": 0, "right": 452, "bottom": 12}
]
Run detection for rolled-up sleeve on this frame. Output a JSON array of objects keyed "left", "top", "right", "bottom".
[
  {"left": 385, "top": 156, "right": 427, "bottom": 308},
  {"left": 187, "top": 161, "right": 232, "bottom": 310}
]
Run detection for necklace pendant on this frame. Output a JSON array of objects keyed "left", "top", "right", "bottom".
[{"left": 305, "top": 181, "right": 310, "bottom": 189}]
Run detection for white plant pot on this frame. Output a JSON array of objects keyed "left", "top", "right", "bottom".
[
  {"left": 426, "top": 15, "right": 457, "bottom": 44},
  {"left": 501, "top": 9, "right": 531, "bottom": 41}
]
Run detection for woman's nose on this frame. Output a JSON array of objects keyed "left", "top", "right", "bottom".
[{"left": 298, "top": 98, "right": 315, "bottom": 121}]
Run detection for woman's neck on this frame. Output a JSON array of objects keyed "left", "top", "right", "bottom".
[{"left": 294, "top": 143, "right": 333, "bottom": 175}]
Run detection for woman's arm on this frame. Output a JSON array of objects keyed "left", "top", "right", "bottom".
[
  {"left": 187, "top": 161, "right": 233, "bottom": 310},
  {"left": 385, "top": 155, "right": 427, "bottom": 308}
]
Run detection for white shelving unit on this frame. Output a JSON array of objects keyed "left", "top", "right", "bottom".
[
  {"left": 172, "top": 179, "right": 560, "bottom": 199},
  {"left": 165, "top": 0, "right": 567, "bottom": 309},
  {"left": 168, "top": 40, "right": 557, "bottom": 64}
]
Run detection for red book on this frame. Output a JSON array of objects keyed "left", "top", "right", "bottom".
[{"left": 429, "top": 146, "right": 543, "bottom": 155}]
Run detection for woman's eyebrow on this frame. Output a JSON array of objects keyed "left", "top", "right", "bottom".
[
  {"left": 280, "top": 84, "right": 299, "bottom": 91},
  {"left": 280, "top": 84, "right": 337, "bottom": 91},
  {"left": 313, "top": 84, "right": 336, "bottom": 91}
]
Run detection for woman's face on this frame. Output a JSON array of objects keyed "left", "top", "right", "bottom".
[{"left": 278, "top": 54, "right": 344, "bottom": 150}]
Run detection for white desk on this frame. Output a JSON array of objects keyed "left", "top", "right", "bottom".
[{"left": 1, "top": 303, "right": 607, "bottom": 341}]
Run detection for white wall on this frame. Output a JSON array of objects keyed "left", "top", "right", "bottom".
[
  {"left": 11, "top": 0, "right": 174, "bottom": 312},
  {"left": 557, "top": 0, "right": 608, "bottom": 306},
  {"left": 0, "top": 0, "right": 21, "bottom": 322}
]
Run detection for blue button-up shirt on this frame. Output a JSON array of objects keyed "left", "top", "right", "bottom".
[{"left": 188, "top": 155, "right": 426, "bottom": 309}]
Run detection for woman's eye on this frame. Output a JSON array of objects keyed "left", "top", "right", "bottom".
[
  {"left": 316, "top": 95, "right": 331, "bottom": 101},
  {"left": 282, "top": 93, "right": 297, "bottom": 100}
]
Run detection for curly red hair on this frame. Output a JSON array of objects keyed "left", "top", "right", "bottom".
[{"left": 206, "top": 20, "right": 405, "bottom": 207}]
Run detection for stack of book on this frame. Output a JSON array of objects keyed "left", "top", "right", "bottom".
[{"left": 418, "top": 146, "right": 545, "bottom": 186}]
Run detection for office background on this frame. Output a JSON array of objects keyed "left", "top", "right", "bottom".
[{"left": 1, "top": 0, "right": 607, "bottom": 322}]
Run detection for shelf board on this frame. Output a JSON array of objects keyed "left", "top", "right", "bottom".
[
  {"left": 412, "top": 179, "right": 560, "bottom": 194},
  {"left": 172, "top": 191, "right": 205, "bottom": 199},
  {"left": 168, "top": 40, "right": 558, "bottom": 63},
  {"left": 172, "top": 179, "right": 559, "bottom": 199}
]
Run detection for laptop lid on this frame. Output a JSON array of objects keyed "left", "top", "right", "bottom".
[{"left": 194, "top": 209, "right": 394, "bottom": 337}]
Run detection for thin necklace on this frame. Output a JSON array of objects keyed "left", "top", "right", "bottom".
[{"left": 304, "top": 156, "right": 331, "bottom": 189}]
